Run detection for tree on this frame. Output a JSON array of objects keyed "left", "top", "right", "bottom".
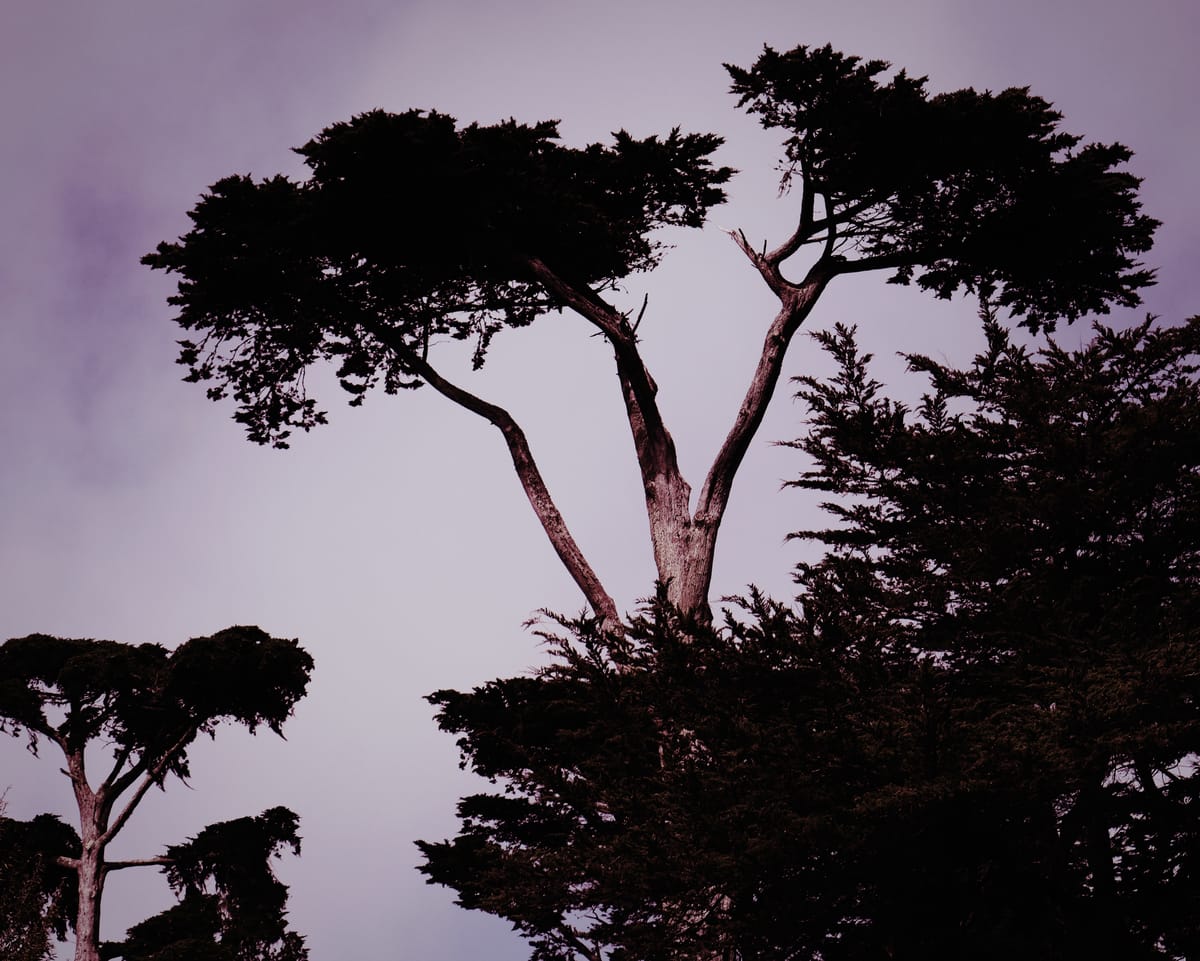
[
  {"left": 785, "top": 309, "right": 1200, "bottom": 957},
  {"left": 416, "top": 314, "right": 1200, "bottom": 960},
  {"left": 143, "top": 44, "right": 1157, "bottom": 623},
  {"left": 0, "top": 626, "right": 313, "bottom": 961},
  {"left": 0, "top": 794, "right": 77, "bottom": 961}
]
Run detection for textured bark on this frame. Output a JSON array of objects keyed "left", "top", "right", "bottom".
[
  {"left": 519, "top": 213, "right": 835, "bottom": 621},
  {"left": 56, "top": 729, "right": 190, "bottom": 961},
  {"left": 73, "top": 845, "right": 104, "bottom": 961},
  {"left": 64, "top": 748, "right": 107, "bottom": 961},
  {"left": 364, "top": 187, "right": 844, "bottom": 625}
]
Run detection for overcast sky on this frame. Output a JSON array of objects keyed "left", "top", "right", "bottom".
[{"left": 2, "top": 2, "right": 1197, "bottom": 958}]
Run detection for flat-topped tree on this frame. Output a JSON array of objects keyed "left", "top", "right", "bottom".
[
  {"left": 145, "top": 44, "right": 1156, "bottom": 622},
  {"left": 0, "top": 627, "right": 312, "bottom": 961}
]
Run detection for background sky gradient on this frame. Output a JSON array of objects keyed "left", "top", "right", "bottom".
[{"left": 2, "top": 2, "right": 1197, "bottom": 958}]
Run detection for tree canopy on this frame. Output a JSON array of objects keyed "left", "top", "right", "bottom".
[
  {"left": 418, "top": 314, "right": 1200, "bottom": 961},
  {"left": 0, "top": 627, "right": 313, "bottom": 961},
  {"left": 144, "top": 111, "right": 732, "bottom": 447},
  {"left": 144, "top": 43, "right": 1157, "bottom": 622},
  {"left": 728, "top": 45, "right": 1156, "bottom": 326}
]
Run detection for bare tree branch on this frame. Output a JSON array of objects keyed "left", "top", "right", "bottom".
[
  {"left": 521, "top": 258, "right": 698, "bottom": 604},
  {"left": 101, "top": 743, "right": 134, "bottom": 794},
  {"left": 104, "top": 856, "right": 173, "bottom": 872},
  {"left": 828, "top": 251, "right": 913, "bottom": 275},
  {"left": 100, "top": 727, "right": 197, "bottom": 848},
  {"left": 375, "top": 338, "right": 622, "bottom": 629},
  {"left": 695, "top": 263, "right": 831, "bottom": 537},
  {"left": 762, "top": 181, "right": 819, "bottom": 265}
]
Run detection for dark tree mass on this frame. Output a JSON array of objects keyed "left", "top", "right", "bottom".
[
  {"left": 144, "top": 44, "right": 1157, "bottom": 624},
  {"left": 420, "top": 315, "right": 1200, "bottom": 961},
  {"left": 0, "top": 810, "right": 78, "bottom": 961},
  {"left": 0, "top": 627, "right": 312, "bottom": 961},
  {"left": 140, "top": 37, "right": 1189, "bottom": 961}
]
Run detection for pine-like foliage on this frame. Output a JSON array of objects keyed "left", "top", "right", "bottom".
[
  {"left": 786, "top": 310, "right": 1200, "bottom": 958},
  {"left": 0, "top": 627, "right": 313, "bottom": 961},
  {"left": 419, "top": 314, "right": 1200, "bottom": 960}
]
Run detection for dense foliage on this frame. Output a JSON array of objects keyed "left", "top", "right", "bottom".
[
  {"left": 140, "top": 38, "right": 1179, "bottom": 959},
  {"left": 114, "top": 808, "right": 307, "bottom": 961},
  {"left": 0, "top": 811, "right": 78, "bottom": 961},
  {"left": 419, "top": 315, "right": 1200, "bottom": 960},
  {"left": 0, "top": 626, "right": 312, "bottom": 772},
  {"left": 729, "top": 44, "right": 1158, "bottom": 327},
  {"left": 143, "top": 111, "right": 732, "bottom": 446},
  {"left": 787, "top": 311, "right": 1200, "bottom": 958},
  {"left": 144, "top": 45, "right": 1154, "bottom": 449}
]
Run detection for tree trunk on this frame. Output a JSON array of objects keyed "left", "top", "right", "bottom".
[
  {"left": 73, "top": 841, "right": 105, "bottom": 961},
  {"left": 65, "top": 745, "right": 110, "bottom": 961},
  {"left": 654, "top": 519, "right": 718, "bottom": 620}
]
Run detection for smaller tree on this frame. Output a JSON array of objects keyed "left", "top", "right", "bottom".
[{"left": 0, "top": 626, "right": 313, "bottom": 961}]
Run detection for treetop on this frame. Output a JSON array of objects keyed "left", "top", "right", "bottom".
[
  {"left": 143, "top": 110, "right": 732, "bottom": 446},
  {"left": 727, "top": 43, "right": 1159, "bottom": 326},
  {"left": 0, "top": 627, "right": 313, "bottom": 778}
]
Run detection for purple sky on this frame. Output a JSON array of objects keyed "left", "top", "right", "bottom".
[{"left": 2, "top": 2, "right": 1197, "bottom": 958}]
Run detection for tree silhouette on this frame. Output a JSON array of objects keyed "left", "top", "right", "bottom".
[
  {"left": 144, "top": 44, "right": 1157, "bottom": 623},
  {"left": 418, "top": 314, "right": 1200, "bottom": 960},
  {"left": 0, "top": 627, "right": 312, "bottom": 961}
]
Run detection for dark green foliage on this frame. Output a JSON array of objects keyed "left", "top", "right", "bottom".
[
  {"left": 0, "top": 626, "right": 313, "bottom": 781},
  {"left": 419, "top": 316, "right": 1200, "bottom": 960},
  {"left": 143, "top": 111, "right": 732, "bottom": 446},
  {"left": 421, "top": 594, "right": 1079, "bottom": 961},
  {"left": 110, "top": 808, "right": 307, "bottom": 961},
  {"left": 0, "top": 813, "right": 80, "bottom": 961},
  {"left": 144, "top": 46, "right": 1156, "bottom": 452},
  {"left": 790, "top": 310, "right": 1200, "bottom": 696},
  {"left": 106, "top": 893, "right": 230, "bottom": 961},
  {"left": 787, "top": 311, "right": 1200, "bottom": 957},
  {"left": 421, "top": 594, "right": 848, "bottom": 961},
  {"left": 727, "top": 44, "right": 1158, "bottom": 327}
]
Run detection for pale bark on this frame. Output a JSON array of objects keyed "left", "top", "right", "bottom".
[
  {"left": 73, "top": 842, "right": 104, "bottom": 961},
  {"left": 359, "top": 317, "right": 623, "bottom": 628},
  {"left": 63, "top": 745, "right": 107, "bottom": 961},
  {"left": 55, "top": 729, "right": 192, "bottom": 961},
  {"left": 520, "top": 203, "right": 836, "bottom": 620},
  {"left": 524, "top": 258, "right": 707, "bottom": 616},
  {"left": 358, "top": 186, "right": 848, "bottom": 625}
]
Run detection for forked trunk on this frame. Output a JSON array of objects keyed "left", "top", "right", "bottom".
[
  {"left": 65, "top": 746, "right": 112, "bottom": 961},
  {"left": 654, "top": 519, "right": 720, "bottom": 622}
]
